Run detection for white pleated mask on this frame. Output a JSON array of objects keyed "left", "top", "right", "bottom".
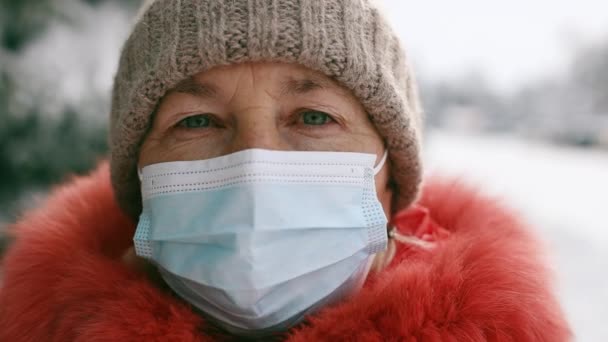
[{"left": 134, "top": 149, "right": 389, "bottom": 336}]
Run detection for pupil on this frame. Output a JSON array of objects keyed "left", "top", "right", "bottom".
[
  {"left": 304, "top": 111, "right": 328, "bottom": 125},
  {"left": 186, "top": 115, "right": 209, "bottom": 128}
]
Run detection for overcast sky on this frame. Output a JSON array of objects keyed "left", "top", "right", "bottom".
[{"left": 381, "top": 0, "right": 608, "bottom": 91}]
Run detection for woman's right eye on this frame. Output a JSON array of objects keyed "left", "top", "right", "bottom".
[{"left": 177, "top": 114, "right": 211, "bottom": 128}]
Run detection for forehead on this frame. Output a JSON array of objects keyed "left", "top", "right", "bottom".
[{"left": 169, "top": 62, "right": 354, "bottom": 100}]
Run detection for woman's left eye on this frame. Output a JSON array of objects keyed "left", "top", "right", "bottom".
[
  {"left": 301, "top": 110, "right": 334, "bottom": 126},
  {"left": 177, "top": 114, "right": 212, "bottom": 128}
]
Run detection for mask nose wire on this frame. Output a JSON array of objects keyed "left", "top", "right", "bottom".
[
  {"left": 138, "top": 150, "right": 389, "bottom": 179},
  {"left": 373, "top": 150, "right": 389, "bottom": 176}
]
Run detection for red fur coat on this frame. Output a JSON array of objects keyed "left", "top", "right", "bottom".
[{"left": 0, "top": 163, "right": 571, "bottom": 341}]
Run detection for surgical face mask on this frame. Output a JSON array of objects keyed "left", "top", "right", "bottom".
[{"left": 133, "top": 149, "right": 389, "bottom": 337}]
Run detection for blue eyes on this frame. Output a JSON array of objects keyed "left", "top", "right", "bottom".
[
  {"left": 301, "top": 111, "right": 331, "bottom": 125},
  {"left": 178, "top": 114, "right": 211, "bottom": 128},
  {"left": 177, "top": 111, "right": 334, "bottom": 129}
]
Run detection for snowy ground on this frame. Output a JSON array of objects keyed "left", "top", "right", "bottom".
[{"left": 424, "top": 130, "right": 608, "bottom": 341}]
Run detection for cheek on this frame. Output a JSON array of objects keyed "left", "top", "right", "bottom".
[
  {"left": 138, "top": 131, "right": 221, "bottom": 167},
  {"left": 290, "top": 128, "right": 382, "bottom": 154}
]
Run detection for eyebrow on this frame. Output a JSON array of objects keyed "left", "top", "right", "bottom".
[
  {"left": 172, "top": 73, "right": 349, "bottom": 99},
  {"left": 173, "top": 77, "right": 218, "bottom": 98},
  {"left": 280, "top": 78, "right": 323, "bottom": 96},
  {"left": 281, "top": 74, "right": 349, "bottom": 97}
]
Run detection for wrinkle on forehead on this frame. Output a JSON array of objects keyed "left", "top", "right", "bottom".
[{"left": 170, "top": 63, "right": 355, "bottom": 102}]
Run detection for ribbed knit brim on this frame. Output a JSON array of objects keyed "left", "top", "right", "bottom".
[{"left": 110, "top": 0, "right": 424, "bottom": 219}]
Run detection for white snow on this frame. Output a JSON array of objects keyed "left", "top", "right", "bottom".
[
  {"left": 12, "top": 1, "right": 132, "bottom": 121},
  {"left": 424, "top": 130, "right": 608, "bottom": 341}
]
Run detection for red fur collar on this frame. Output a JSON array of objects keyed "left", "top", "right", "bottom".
[{"left": 0, "top": 163, "right": 571, "bottom": 341}]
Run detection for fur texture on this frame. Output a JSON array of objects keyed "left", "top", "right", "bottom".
[{"left": 0, "top": 163, "right": 571, "bottom": 341}]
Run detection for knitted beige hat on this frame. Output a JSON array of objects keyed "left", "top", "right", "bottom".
[{"left": 110, "top": 0, "right": 424, "bottom": 219}]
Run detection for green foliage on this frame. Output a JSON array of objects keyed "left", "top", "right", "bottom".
[
  {"left": 0, "top": 0, "right": 141, "bottom": 52},
  {"left": 0, "top": 0, "right": 57, "bottom": 52},
  {"left": 0, "top": 0, "right": 141, "bottom": 201},
  {"left": 0, "top": 107, "right": 108, "bottom": 200},
  {"left": 0, "top": 0, "right": 143, "bottom": 254}
]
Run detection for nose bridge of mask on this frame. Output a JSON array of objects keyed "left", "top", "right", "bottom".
[
  {"left": 138, "top": 149, "right": 377, "bottom": 196},
  {"left": 137, "top": 149, "right": 387, "bottom": 182}
]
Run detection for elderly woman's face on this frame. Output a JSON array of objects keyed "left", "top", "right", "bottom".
[{"left": 139, "top": 62, "right": 393, "bottom": 214}]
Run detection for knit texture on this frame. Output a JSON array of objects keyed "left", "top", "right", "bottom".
[{"left": 110, "top": 0, "right": 424, "bottom": 218}]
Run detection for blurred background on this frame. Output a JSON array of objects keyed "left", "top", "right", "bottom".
[{"left": 0, "top": 0, "right": 606, "bottom": 339}]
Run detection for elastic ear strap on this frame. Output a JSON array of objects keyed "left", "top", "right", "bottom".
[{"left": 373, "top": 150, "right": 389, "bottom": 175}]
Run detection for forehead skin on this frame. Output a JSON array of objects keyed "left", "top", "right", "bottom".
[{"left": 171, "top": 65, "right": 353, "bottom": 102}]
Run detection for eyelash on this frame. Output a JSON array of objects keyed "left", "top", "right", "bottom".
[
  {"left": 175, "top": 113, "right": 220, "bottom": 129},
  {"left": 173, "top": 109, "right": 340, "bottom": 131},
  {"left": 293, "top": 109, "right": 339, "bottom": 127}
]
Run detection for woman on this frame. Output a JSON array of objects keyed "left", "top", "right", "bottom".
[{"left": 0, "top": 0, "right": 571, "bottom": 340}]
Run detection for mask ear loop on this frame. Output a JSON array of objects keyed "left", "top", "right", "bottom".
[{"left": 373, "top": 150, "right": 389, "bottom": 175}]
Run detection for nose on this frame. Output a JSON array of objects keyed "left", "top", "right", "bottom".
[{"left": 227, "top": 107, "right": 289, "bottom": 153}]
